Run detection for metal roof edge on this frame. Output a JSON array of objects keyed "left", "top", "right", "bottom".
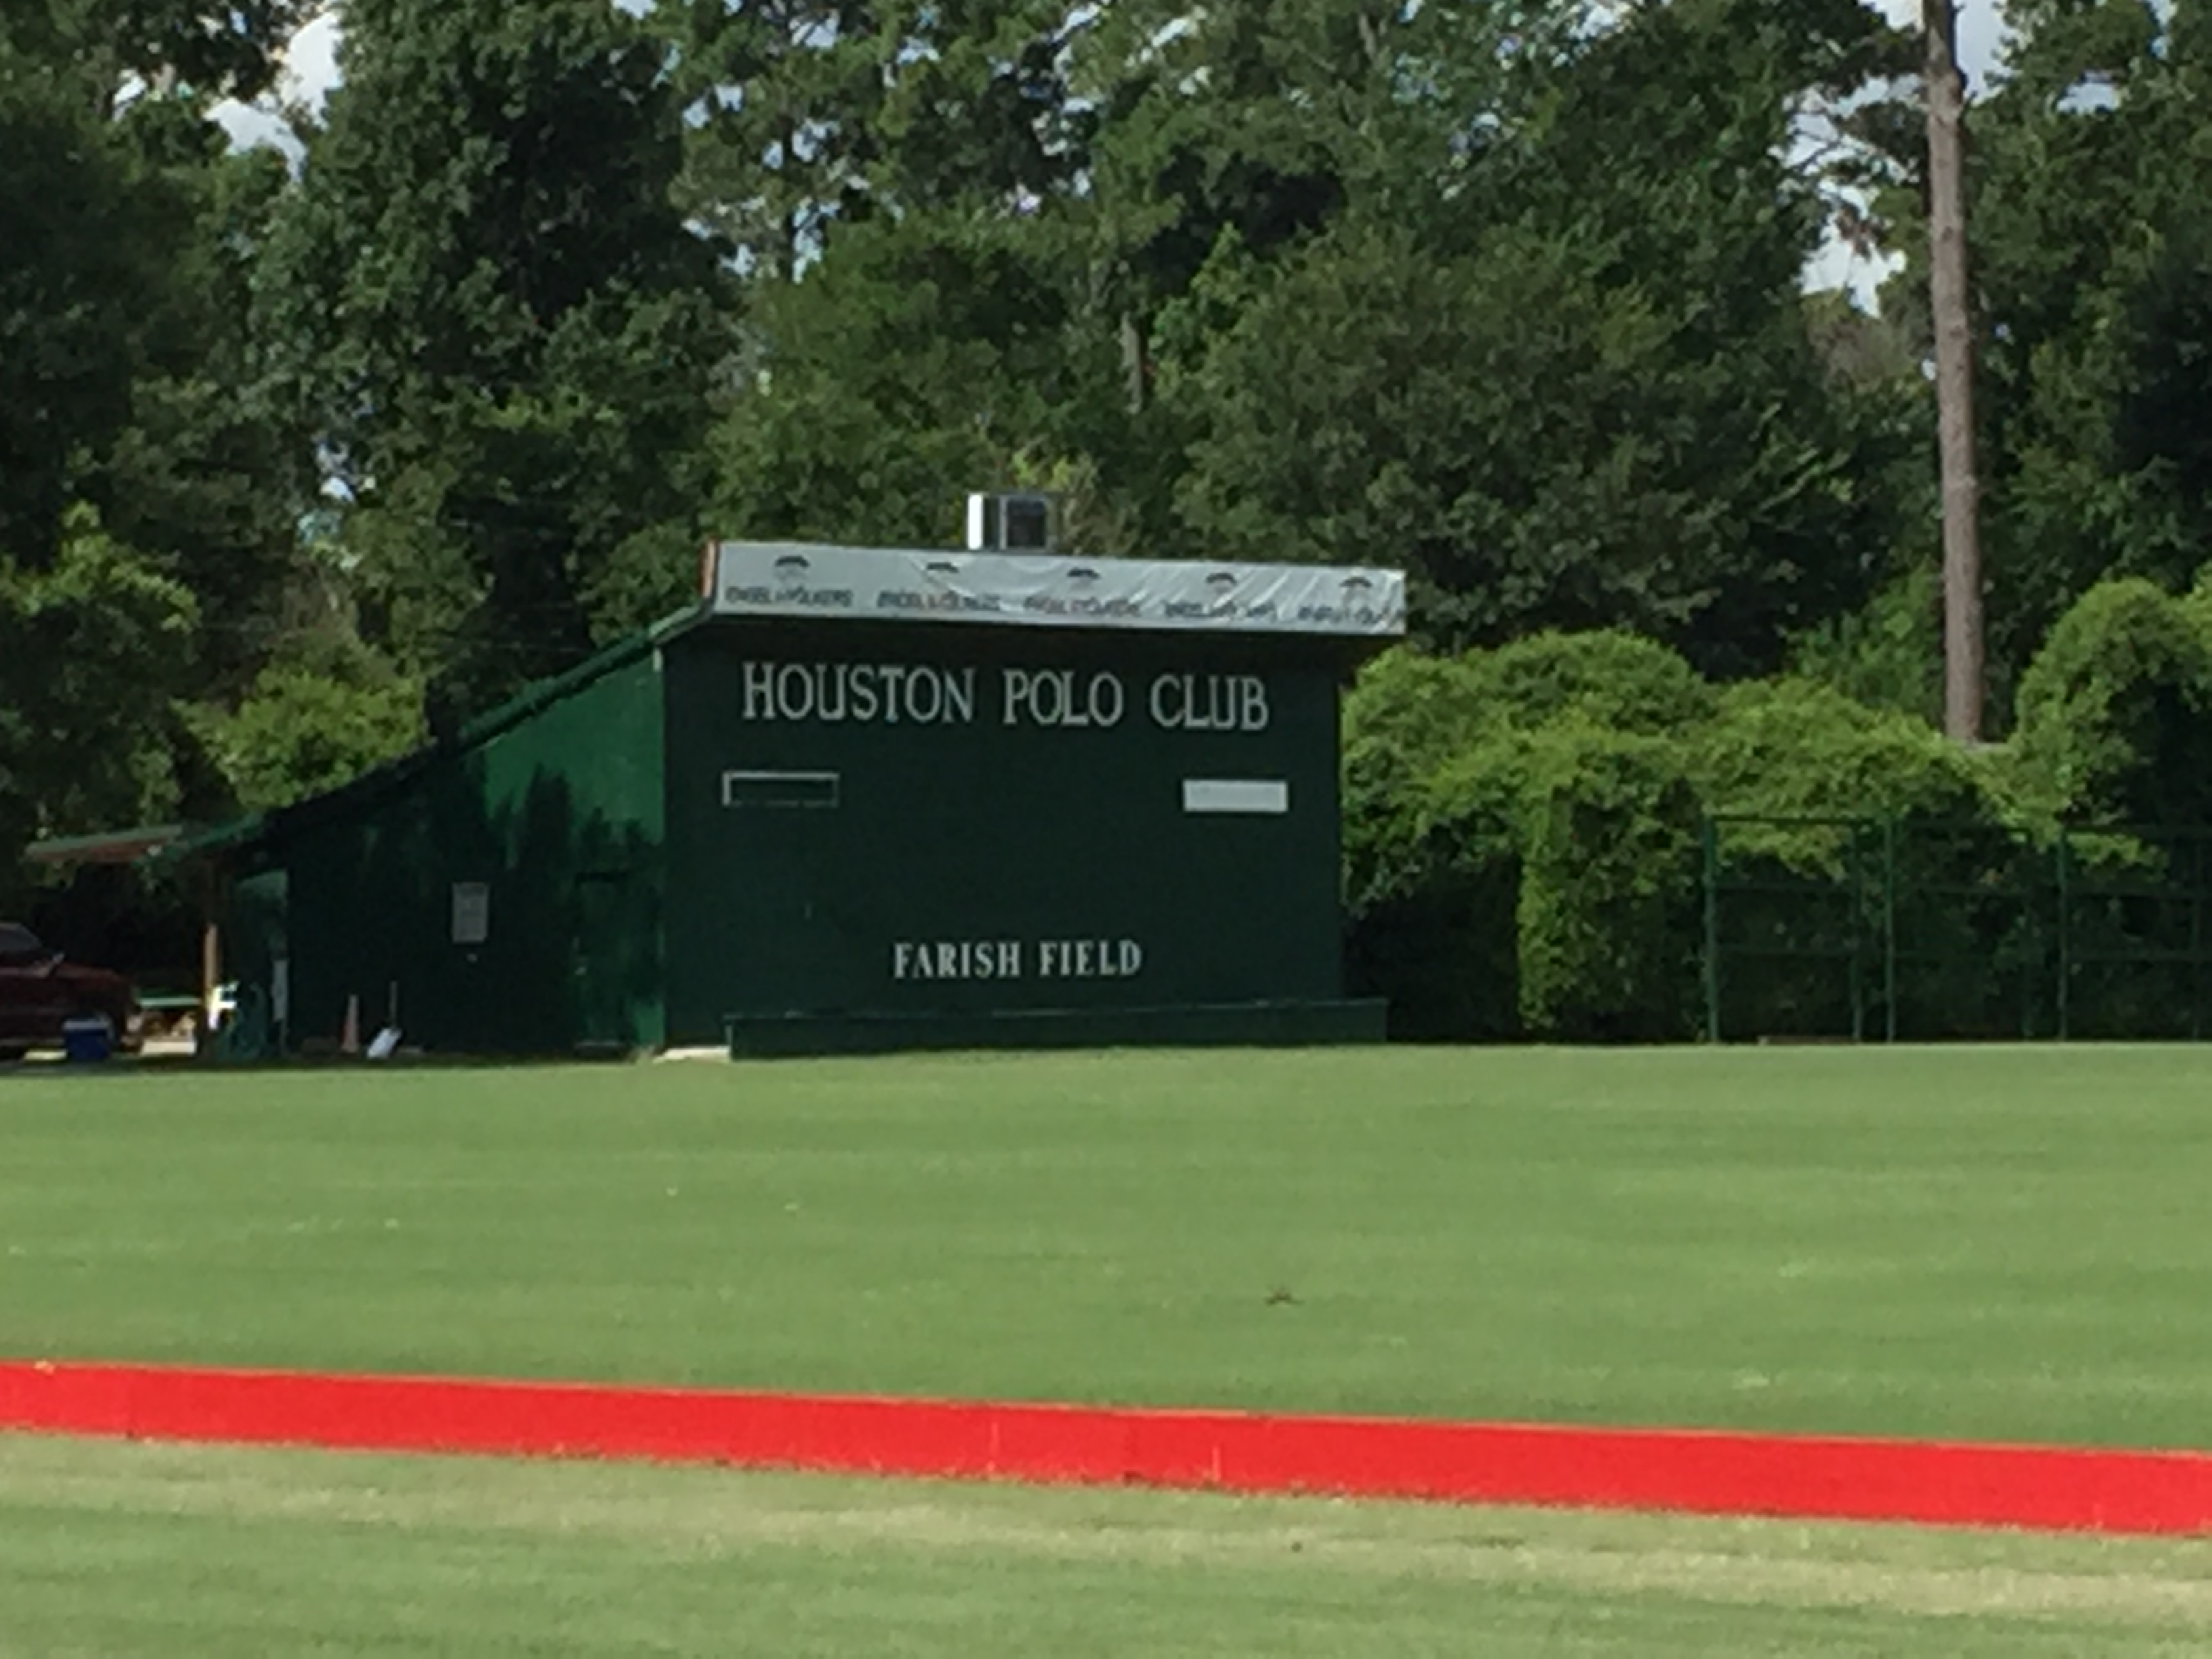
[
  {"left": 705, "top": 542, "right": 1408, "bottom": 641},
  {"left": 157, "top": 813, "right": 268, "bottom": 865},
  {"left": 24, "top": 823, "right": 186, "bottom": 866},
  {"left": 161, "top": 606, "right": 708, "bottom": 864},
  {"left": 446, "top": 605, "right": 700, "bottom": 752}
]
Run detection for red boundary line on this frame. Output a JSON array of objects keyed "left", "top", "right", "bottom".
[{"left": 3, "top": 1360, "right": 2209, "bottom": 1535}]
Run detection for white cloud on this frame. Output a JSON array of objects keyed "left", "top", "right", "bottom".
[
  {"left": 1881, "top": 0, "right": 2008, "bottom": 87},
  {"left": 285, "top": 10, "right": 345, "bottom": 107},
  {"left": 210, "top": 8, "right": 343, "bottom": 157}
]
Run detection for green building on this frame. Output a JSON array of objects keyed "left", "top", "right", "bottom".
[{"left": 182, "top": 541, "right": 1405, "bottom": 1057}]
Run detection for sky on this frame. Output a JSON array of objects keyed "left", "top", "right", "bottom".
[
  {"left": 283, "top": 9, "right": 346, "bottom": 106},
  {"left": 1911, "top": 0, "right": 2009, "bottom": 80},
  {"left": 211, "top": 8, "right": 339, "bottom": 151},
  {"left": 218, "top": 1, "right": 2013, "bottom": 304},
  {"left": 1807, "top": 0, "right": 2010, "bottom": 302}
]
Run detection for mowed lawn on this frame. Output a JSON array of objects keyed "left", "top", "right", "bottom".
[
  {"left": 3, "top": 1046, "right": 2211, "bottom": 1448},
  {"left": 7, "top": 1435, "right": 2212, "bottom": 1657}
]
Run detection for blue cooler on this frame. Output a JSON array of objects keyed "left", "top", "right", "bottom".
[{"left": 62, "top": 1016, "right": 114, "bottom": 1063}]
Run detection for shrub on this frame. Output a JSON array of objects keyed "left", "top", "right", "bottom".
[
  {"left": 1693, "top": 676, "right": 1996, "bottom": 874},
  {"left": 1343, "top": 635, "right": 1713, "bottom": 1040},
  {"left": 1480, "top": 630, "right": 1719, "bottom": 736},
  {"left": 2008, "top": 577, "right": 2212, "bottom": 830},
  {"left": 1513, "top": 720, "right": 1703, "bottom": 1040}
]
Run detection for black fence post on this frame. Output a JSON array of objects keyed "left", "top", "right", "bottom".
[
  {"left": 2055, "top": 832, "right": 2072, "bottom": 1043},
  {"left": 1882, "top": 817, "right": 1899, "bottom": 1044},
  {"left": 1701, "top": 815, "right": 1721, "bottom": 1045}
]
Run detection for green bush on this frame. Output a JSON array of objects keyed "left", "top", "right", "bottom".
[
  {"left": 1344, "top": 598, "right": 2212, "bottom": 1043},
  {"left": 1481, "top": 630, "right": 1719, "bottom": 736},
  {"left": 1513, "top": 720, "right": 1702, "bottom": 1040},
  {"left": 1694, "top": 677, "right": 1996, "bottom": 874},
  {"left": 2008, "top": 577, "right": 2212, "bottom": 830},
  {"left": 189, "top": 650, "right": 424, "bottom": 814},
  {"left": 1340, "top": 647, "right": 1498, "bottom": 915},
  {"left": 1344, "top": 632, "right": 1715, "bottom": 907},
  {"left": 1689, "top": 678, "right": 2020, "bottom": 1040},
  {"left": 1343, "top": 634, "right": 1713, "bottom": 1040},
  {"left": 1342, "top": 635, "right": 2041, "bottom": 1043},
  {"left": 1345, "top": 738, "right": 1524, "bottom": 1041}
]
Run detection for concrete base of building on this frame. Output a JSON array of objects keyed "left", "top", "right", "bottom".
[{"left": 722, "top": 998, "right": 1388, "bottom": 1059}]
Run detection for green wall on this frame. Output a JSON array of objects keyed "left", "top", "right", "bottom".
[
  {"left": 661, "top": 619, "right": 1354, "bottom": 1046},
  {"left": 268, "top": 652, "right": 667, "bottom": 1054},
  {"left": 224, "top": 612, "right": 1373, "bottom": 1057}
]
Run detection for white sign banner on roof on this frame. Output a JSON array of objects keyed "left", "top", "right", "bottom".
[{"left": 707, "top": 542, "right": 1406, "bottom": 639}]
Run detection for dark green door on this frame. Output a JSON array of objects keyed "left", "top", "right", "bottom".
[
  {"left": 574, "top": 872, "right": 642, "bottom": 1051},
  {"left": 722, "top": 802, "right": 861, "bottom": 1015}
]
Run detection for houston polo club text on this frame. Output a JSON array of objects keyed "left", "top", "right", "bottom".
[{"left": 739, "top": 662, "right": 1271, "bottom": 733}]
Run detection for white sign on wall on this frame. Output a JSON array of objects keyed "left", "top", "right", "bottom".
[{"left": 451, "top": 882, "right": 491, "bottom": 946}]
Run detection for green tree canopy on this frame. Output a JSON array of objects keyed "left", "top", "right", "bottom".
[
  {"left": 1948, "top": 0, "right": 2212, "bottom": 684},
  {"left": 1156, "top": 0, "right": 1908, "bottom": 670},
  {"left": 264, "top": 0, "right": 728, "bottom": 714}
]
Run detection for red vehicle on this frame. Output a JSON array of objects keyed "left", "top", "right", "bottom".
[{"left": 0, "top": 923, "right": 143, "bottom": 1060}]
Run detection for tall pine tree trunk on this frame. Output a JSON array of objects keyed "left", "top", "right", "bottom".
[{"left": 1925, "top": 0, "right": 1983, "bottom": 742}]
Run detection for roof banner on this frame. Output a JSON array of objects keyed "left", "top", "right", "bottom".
[{"left": 706, "top": 542, "right": 1406, "bottom": 639}]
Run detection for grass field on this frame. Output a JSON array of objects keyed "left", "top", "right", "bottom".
[
  {"left": 3, "top": 1044, "right": 2211, "bottom": 1449},
  {"left": 7, "top": 1434, "right": 2212, "bottom": 1656}
]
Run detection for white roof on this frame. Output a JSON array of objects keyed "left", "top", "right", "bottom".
[{"left": 706, "top": 541, "right": 1406, "bottom": 639}]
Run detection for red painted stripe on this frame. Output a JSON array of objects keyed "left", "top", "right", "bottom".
[{"left": 2, "top": 1360, "right": 2209, "bottom": 1535}]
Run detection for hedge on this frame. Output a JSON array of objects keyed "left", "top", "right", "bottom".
[{"left": 1345, "top": 579, "right": 2212, "bottom": 1040}]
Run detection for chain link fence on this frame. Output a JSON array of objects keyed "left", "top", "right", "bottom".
[{"left": 1702, "top": 816, "right": 2212, "bottom": 1042}]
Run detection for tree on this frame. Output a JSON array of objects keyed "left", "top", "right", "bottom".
[
  {"left": 98, "top": 106, "right": 314, "bottom": 690},
  {"left": 1923, "top": 0, "right": 1983, "bottom": 741},
  {"left": 1168, "top": 212, "right": 1893, "bottom": 673},
  {"left": 264, "top": 0, "right": 727, "bottom": 715},
  {"left": 652, "top": 0, "right": 890, "bottom": 281},
  {"left": 1948, "top": 0, "right": 2212, "bottom": 695},
  {"left": 710, "top": 210, "right": 1097, "bottom": 548},
  {"left": 1161, "top": 0, "right": 1908, "bottom": 672},
  {"left": 658, "top": 0, "right": 1092, "bottom": 277},
  {"left": 0, "top": 509, "right": 201, "bottom": 855},
  {"left": 1069, "top": 0, "right": 1582, "bottom": 535},
  {"left": 2, "top": 0, "right": 309, "bottom": 110},
  {"left": 0, "top": 58, "right": 166, "bottom": 565},
  {"left": 668, "top": 0, "right": 1122, "bottom": 549},
  {"left": 187, "top": 645, "right": 424, "bottom": 813},
  {"left": 1, "top": 16, "right": 316, "bottom": 863}
]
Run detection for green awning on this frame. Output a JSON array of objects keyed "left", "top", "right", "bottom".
[
  {"left": 152, "top": 815, "right": 271, "bottom": 866},
  {"left": 23, "top": 825, "right": 186, "bottom": 867}
]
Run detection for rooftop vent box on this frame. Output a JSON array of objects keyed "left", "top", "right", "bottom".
[{"left": 965, "top": 491, "right": 1057, "bottom": 553}]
